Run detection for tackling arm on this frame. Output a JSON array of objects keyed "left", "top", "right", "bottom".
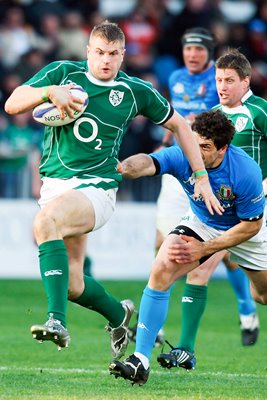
[
  {"left": 117, "top": 154, "right": 156, "bottom": 179},
  {"left": 168, "top": 219, "right": 263, "bottom": 264}
]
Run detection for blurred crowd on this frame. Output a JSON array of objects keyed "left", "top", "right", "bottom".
[{"left": 0, "top": 0, "right": 266, "bottom": 199}]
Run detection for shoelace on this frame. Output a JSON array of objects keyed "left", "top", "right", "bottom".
[
  {"left": 160, "top": 339, "right": 175, "bottom": 353},
  {"left": 46, "top": 317, "right": 63, "bottom": 330}
]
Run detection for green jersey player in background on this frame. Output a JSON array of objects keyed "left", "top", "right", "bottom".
[
  {"left": 158, "top": 49, "right": 267, "bottom": 371},
  {"left": 5, "top": 20, "right": 221, "bottom": 356}
]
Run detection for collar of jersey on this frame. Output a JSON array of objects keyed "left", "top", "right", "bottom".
[
  {"left": 221, "top": 89, "right": 253, "bottom": 114},
  {"left": 241, "top": 89, "right": 253, "bottom": 103}
]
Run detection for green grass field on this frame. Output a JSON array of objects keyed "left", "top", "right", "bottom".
[{"left": 1, "top": 279, "right": 267, "bottom": 400}]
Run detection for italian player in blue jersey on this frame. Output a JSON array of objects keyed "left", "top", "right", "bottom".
[
  {"left": 4, "top": 21, "right": 221, "bottom": 358},
  {"left": 158, "top": 29, "right": 260, "bottom": 350},
  {"left": 156, "top": 49, "right": 267, "bottom": 372},
  {"left": 126, "top": 28, "right": 257, "bottom": 353},
  {"left": 109, "top": 109, "right": 267, "bottom": 385}
]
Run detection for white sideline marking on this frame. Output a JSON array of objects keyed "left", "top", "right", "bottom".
[{"left": 0, "top": 366, "right": 266, "bottom": 379}]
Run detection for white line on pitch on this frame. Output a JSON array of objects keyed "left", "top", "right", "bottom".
[{"left": 0, "top": 366, "right": 266, "bottom": 379}]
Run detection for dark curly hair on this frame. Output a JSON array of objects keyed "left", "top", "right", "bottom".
[{"left": 191, "top": 110, "right": 235, "bottom": 149}]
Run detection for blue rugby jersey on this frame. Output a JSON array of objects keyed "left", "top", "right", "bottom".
[
  {"left": 150, "top": 145, "right": 265, "bottom": 230},
  {"left": 169, "top": 63, "right": 219, "bottom": 118}
]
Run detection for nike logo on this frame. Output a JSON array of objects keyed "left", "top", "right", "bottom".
[{"left": 44, "top": 269, "right": 63, "bottom": 277}]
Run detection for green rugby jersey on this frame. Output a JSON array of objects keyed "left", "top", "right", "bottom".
[
  {"left": 24, "top": 60, "right": 172, "bottom": 188},
  {"left": 213, "top": 90, "right": 267, "bottom": 178}
]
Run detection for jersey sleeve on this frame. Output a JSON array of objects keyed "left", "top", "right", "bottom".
[
  {"left": 137, "top": 82, "right": 173, "bottom": 125},
  {"left": 253, "top": 100, "right": 267, "bottom": 139},
  {"left": 150, "top": 146, "right": 188, "bottom": 177},
  {"left": 235, "top": 161, "right": 265, "bottom": 220},
  {"left": 23, "top": 61, "right": 66, "bottom": 87}
]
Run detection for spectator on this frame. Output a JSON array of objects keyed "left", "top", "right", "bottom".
[
  {"left": 14, "top": 49, "right": 46, "bottom": 83},
  {"left": 58, "top": 10, "right": 89, "bottom": 60},
  {"left": 38, "top": 13, "right": 61, "bottom": 63},
  {"left": 120, "top": 5, "right": 158, "bottom": 75},
  {"left": 0, "top": 112, "right": 39, "bottom": 198},
  {"left": 0, "top": 7, "right": 48, "bottom": 69},
  {"left": 0, "top": 72, "right": 22, "bottom": 111},
  {"left": 247, "top": 18, "right": 267, "bottom": 62}
]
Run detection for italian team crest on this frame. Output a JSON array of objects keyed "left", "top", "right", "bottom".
[
  {"left": 235, "top": 116, "right": 248, "bottom": 132},
  {"left": 219, "top": 185, "right": 232, "bottom": 200},
  {"left": 109, "top": 90, "right": 124, "bottom": 106}
]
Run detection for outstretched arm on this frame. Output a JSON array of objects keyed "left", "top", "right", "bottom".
[
  {"left": 163, "top": 111, "right": 224, "bottom": 216},
  {"left": 117, "top": 154, "right": 156, "bottom": 179}
]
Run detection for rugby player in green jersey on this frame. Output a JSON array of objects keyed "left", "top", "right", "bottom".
[
  {"left": 4, "top": 20, "right": 221, "bottom": 355},
  {"left": 158, "top": 49, "right": 267, "bottom": 371}
]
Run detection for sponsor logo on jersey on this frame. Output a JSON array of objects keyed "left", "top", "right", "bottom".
[
  {"left": 235, "top": 116, "right": 248, "bottom": 132},
  {"left": 109, "top": 90, "right": 124, "bottom": 106},
  {"left": 173, "top": 82, "right": 184, "bottom": 94},
  {"left": 251, "top": 191, "right": 265, "bottom": 203},
  {"left": 44, "top": 269, "right": 63, "bottom": 276},
  {"left": 183, "top": 172, "right": 195, "bottom": 185}
]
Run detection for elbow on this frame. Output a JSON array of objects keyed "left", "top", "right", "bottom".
[
  {"left": 4, "top": 99, "right": 13, "bottom": 115},
  {"left": 4, "top": 86, "right": 25, "bottom": 115},
  {"left": 249, "top": 219, "right": 264, "bottom": 237},
  {"left": 4, "top": 97, "right": 19, "bottom": 115}
]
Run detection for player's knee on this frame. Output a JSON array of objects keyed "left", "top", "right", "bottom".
[
  {"left": 33, "top": 211, "right": 58, "bottom": 242},
  {"left": 150, "top": 260, "right": 176, "bottom": 291},
  {"left": 187, "top": 268, "right": 210, "bottom": 285}
]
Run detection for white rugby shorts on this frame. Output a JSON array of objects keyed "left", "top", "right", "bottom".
[
  {"left": 38, "top": 176, "right": 117, "bottom": 231},
  {"left": 178, "top": 209, "right": 267, "bottom": 271},
  {"left": 156, "top": 174, "right": 189, "bottom": 238}
]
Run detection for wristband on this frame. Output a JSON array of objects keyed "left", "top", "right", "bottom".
[
  {"left": 41, "top": 86, "right": 49, "bottom": 101},
  {"left": 194, "top": 169, "right": 208, "bottom": 178}
]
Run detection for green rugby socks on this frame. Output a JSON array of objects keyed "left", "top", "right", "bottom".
[
  {"left": 177, "top": 283, "right": 208, "bottom": 352},
  {"left": 72, "top": 275, "right": 125, "bottom": 327},
  {"left": 39, "top": 240, "right": 69, "bottom": 327}
]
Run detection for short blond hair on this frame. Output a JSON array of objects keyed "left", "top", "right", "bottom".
[{"left": 90, "top": 20, "right": 125, "bottom": 47}]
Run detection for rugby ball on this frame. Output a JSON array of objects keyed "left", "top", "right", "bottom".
[{"left": 32, "top": 85, "right": 89, "bottom": 127}]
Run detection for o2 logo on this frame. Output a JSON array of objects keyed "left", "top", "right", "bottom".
[{"left": 73, "top": 117, "right": 102, "bottom": 150}]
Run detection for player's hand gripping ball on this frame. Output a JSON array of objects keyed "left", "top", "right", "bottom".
[{"left": 32, "top": 85, "right": 89, "bottom": 126}]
